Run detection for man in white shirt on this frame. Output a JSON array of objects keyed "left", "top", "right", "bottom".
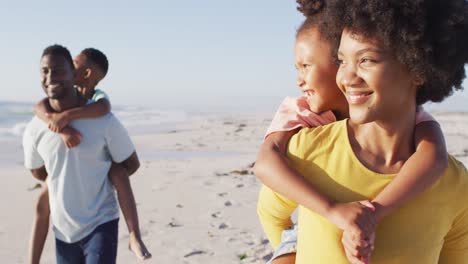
[{"left": 23, "top": 44, "right": 140, "bottom": 264}]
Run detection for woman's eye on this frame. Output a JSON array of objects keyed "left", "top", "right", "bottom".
[
  {"left": 335, "top": 58, "right": 345, "bottom": 65},
  {"left": 360, "top": 58, "right": 375, "bottom": 64}
]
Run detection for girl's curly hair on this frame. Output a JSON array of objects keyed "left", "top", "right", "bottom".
[
  {"left": 320, "top": 0, "right": 468, "bottom": 105},
  {"left": 296, "top": 0, "right": 327, "bottom": 38}
]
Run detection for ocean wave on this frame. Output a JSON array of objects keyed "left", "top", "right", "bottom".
[{"left": 0, "top": 102, "right": 191, "bottom": 139}]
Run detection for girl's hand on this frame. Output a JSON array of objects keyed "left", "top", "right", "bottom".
[
  {"left": 326, "top": 201, "right": 377, "bottom": 239},
  {"left": 342, "top": 229, "right": 375, "bottom": 264}
]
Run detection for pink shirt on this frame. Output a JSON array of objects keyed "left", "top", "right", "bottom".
[{"left": 265, "top": 96, "right": 435, "bottom": 139}]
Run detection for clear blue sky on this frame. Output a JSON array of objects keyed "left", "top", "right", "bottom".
[{"left": 1, "top": 1, "right": 466, "bottom": 112}]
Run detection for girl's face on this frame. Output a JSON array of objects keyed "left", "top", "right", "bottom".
[
  {"left": 336, "top": 29, "right": 419, "bottom": 124},
  {"left": 295, "top": 28, "right": 347, "bottom": 114}
]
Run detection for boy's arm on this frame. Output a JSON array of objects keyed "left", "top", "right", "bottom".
[
  {"left": 62, "top": 98, "right": 111, "bottom": 121},
  {"left": 50, "top": 99, "right": 111, "bottom": 132},
  {"left": 33, "top": 98, "right": 53, "bottom": 124},
  {"left": 372, "top": 121, "right": 448, "bottom": 220}
]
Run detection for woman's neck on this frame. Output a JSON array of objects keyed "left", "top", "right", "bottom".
[
  {"left": 332, "top": 104, "right": 350, "bottom": 121},
  {"left": 347, "top": 113, "right": 416, "bottom": 174}
]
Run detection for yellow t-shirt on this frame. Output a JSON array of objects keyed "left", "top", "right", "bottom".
[{"left": 257, "top": 119, "right": 468, "bottom": 264}]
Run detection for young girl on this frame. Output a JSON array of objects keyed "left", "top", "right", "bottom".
[
  {"left": 29, "top": 48, "right": 152, "bottom": 263},
  {"left": 256, "top": 1, "right": 448, "bottom": 263}
]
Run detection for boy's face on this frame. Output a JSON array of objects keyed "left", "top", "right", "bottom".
[
  {"left": 73, "top": 53, "right": 89, "bottom": 87},
  {"left": 40, "top": 54, "right": 75, "bottom": 100},
  {"left": 295, "top": 28, "right": 347, "bottom": 114}
]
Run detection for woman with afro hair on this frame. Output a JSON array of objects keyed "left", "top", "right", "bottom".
[{"left": 257, "top": 0, "right": 468, "bottom": 263}]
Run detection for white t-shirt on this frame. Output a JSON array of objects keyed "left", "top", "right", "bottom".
[{"left": 23, "top": 110, "right": 134, "bottom": 243}]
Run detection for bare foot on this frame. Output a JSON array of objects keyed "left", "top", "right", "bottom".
[{"left": 129, "top": 232, "right": 152, "bottom": 261}]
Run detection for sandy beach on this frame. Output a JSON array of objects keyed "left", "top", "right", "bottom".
[{"left": 1, "top": 111, "right": 467, "bottom": 263}]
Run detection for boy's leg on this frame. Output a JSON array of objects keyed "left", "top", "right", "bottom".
[
  {"left": 55, "top": 238, "right": 83, "bottom": 264},
  {"left": 28, "top": 185, "right": 50, "bottom": 264},
  {"left": 81, "top": 219, "right": 119, "bottom": 264},
  {"left": 108, "top": 164, "right": 152, "bottom": 260}
]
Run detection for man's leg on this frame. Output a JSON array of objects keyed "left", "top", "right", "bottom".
[
  {"left": 55, "top": 237, "right": 83, "bottom": 264},
  {"left": 28, "top": 185, "right": 50, "bottom": 264},
  {"left": 82, "top": 219, "right": 119, "bottom": 264}
]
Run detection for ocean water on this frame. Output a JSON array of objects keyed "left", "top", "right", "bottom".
[
  {"left": 0, "top": 101, "right": 190, "bottom": 142},
  {"left": 2, "top": 95, "right": 467, "bottom": 141}
]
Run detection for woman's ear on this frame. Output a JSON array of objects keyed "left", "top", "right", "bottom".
[{"left": 413, "top": 74, "right": 425, "bottom": 88}]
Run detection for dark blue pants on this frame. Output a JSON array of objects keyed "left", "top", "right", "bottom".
[{"left": 55, "top": 219, "right": 119, "bottom": 264}]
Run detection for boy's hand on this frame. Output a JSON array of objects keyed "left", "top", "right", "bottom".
[
  {"left": 60, "top": 127, "right": 82, "bottom": 148},
  {"left": 342, "top": 229, "right": 375, "bottom": 264},
  {"left": 326, "top": 201, "right": 377, "bottom": 238},
  {"left": 46, "top": 112, "right": 69, "bottom": 133}
]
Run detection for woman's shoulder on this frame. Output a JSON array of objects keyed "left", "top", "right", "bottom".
[
  {"left": 295, "top": 119, "right": 346, "bottom": 140},
  {"left": 288, "top": 120, "right": 348, "bottom": 157}
]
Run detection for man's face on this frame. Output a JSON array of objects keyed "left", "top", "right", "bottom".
[{"left": 40, "top": 54, "right": 75, "bottom": 100}]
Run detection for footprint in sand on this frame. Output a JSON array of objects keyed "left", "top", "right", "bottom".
[{"left": 211, "top": 211, "right": 222, "bottom": 218}]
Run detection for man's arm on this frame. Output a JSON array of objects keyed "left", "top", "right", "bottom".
[
  {"left": 30, "top": 166, "right": 48, "bottom": 182},
  {"left": 114, "top": 151, "right": 140, "bottom": 177}
]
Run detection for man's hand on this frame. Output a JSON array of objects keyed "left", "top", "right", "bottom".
[
  {"left": 326, "top": 201, "right": 377, "bottom": 238},
  {"left": 342, "top": 229, "right": 375, "bottom": 264},
  {"left": 46, "top": 112, "right": 69, "bottom": 133}
]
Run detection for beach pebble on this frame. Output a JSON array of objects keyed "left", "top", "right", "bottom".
[
  {"left": 211, "top": 211, "right": 222, "bottom": 218},
  {"left": 224, "top": 201, "right": 233, "bottom": 206},
  {"left": 219, "top": 223, "right": 229, "bottom": 229},
  {"left": 167, "top": 218, "right": 183, "bottom": 227}
]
